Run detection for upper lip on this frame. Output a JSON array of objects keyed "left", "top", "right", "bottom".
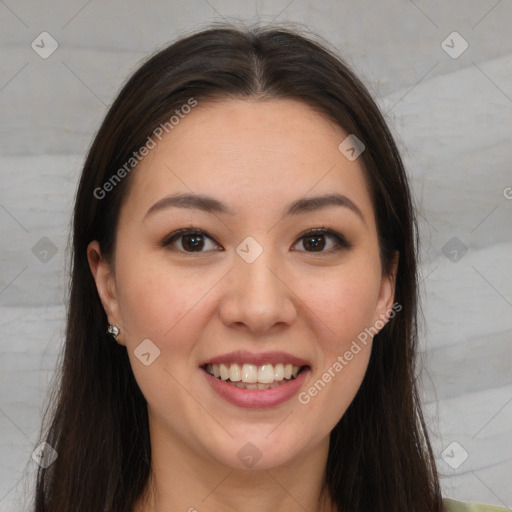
[{"left": 199, "top": 350, "right": 311, "bottom": 368}]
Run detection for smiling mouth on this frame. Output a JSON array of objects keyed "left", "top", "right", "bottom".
[{"left": 202, "top": 362, "right": 308, "bottom": 390}]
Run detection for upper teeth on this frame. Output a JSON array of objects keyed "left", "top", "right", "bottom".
[{"left": 206, "top": 363, "right": 301, "bottom": 383}]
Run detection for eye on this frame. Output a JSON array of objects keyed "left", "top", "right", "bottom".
[
  {"left": 291, "top": 228, "right": 351, "bottom": 254},
  {"left": 162, "top": 227, "right": 351, "bottom": 255},
  {"left": 162, "top": 228, "right": 221, "bottom": 253}
]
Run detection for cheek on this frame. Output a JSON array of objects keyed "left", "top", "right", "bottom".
[
  {"left": 297, "top": 275, "right": 377, "bottom": 429},
  {"left": 115, "top": 249, "right": 211, "bottom": 341},
  {"left": 300, "top": 265, "right": 381, "bottom": 349},
  {"left": 114, "top": 252, "right": 208, "bottom": 416}
]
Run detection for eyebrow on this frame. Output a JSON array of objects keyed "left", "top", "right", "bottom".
[{"left": 144, "top": 192, "right": 366, "bottom": 224}]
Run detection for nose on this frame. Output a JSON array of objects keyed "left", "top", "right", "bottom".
[{"left": 218, "top": 246, "right": 297, "bottom": 335}]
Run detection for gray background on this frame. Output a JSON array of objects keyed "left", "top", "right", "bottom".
[{"left": 1, "top": 1, "right": 511, "bottom": 510}]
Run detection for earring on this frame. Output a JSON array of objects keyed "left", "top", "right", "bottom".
[{"left": 107, "top": 324, "right": 120, "bottom": 339}]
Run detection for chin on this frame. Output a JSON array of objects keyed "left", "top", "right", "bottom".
[{"left": 207, "top": 431, "right": 306, "bottom": 471}]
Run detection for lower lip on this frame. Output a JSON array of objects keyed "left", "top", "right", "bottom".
[{"left": 202, "top": 367, "right": 310, "bottom": 409}]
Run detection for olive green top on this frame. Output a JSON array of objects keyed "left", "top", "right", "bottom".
[{"left": 444, "top": 498, "right": 510, "bottom": 511}]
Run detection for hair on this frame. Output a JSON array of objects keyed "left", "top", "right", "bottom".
[{"left": 32, "top": 22, "right": 443, "bottom": 512}]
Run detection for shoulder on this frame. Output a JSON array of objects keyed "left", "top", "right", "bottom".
[{"left": 443, "top": 498, "right": 510, "bottom": 512}]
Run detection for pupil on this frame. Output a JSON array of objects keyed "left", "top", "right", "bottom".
[
  {"left": 183, "top": 234, "right": 204, "bottom": 251},
  {"left": 304, "top": 235, "right": 325, "bottom": 251}
]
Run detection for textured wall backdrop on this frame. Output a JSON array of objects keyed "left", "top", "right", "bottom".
[{"left": 1, "top": 1, "right": 511, "bottom": 511}]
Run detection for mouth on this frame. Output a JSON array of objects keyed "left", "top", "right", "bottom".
[
  {"left": 199, "top": 350, "right": 312, "bottom": 408},
  {"left": 202, "top": 362, "right": 308, "bottom": 390}
]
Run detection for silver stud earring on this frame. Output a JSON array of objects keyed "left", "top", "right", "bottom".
[{"left": 107, "top": 324, "right": 120, "bottom": 339}]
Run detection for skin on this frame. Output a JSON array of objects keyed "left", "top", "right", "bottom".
[{"left": 88, "top": 98, "right": 398, "bottom": 512}]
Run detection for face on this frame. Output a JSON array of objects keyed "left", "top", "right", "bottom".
[{"left": 88, "top": 98, "right": 397, "bottom": 472}]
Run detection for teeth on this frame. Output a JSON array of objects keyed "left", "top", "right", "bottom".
[
  {"left": 274, "top": 363, "right": 284, "bottom": 381},
  {"left": 229, "top": 363, "right": 242, "bottom": 382},
  {"left": 206, "top": 362, "right": 303, "bottom": 384},
  {"left": 242, "top": 364, "right": 258, "bottom": 383},
  {"left": 219, "top": 363, "right": 229, "bottom": 380},
  {"left": 232, "top": 380, "right": 284, "bottom": 390},
  {"left": 257, "top": 364, "right": 275, "bottom": 384}
]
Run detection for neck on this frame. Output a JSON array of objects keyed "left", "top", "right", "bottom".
[{"left": 134, "top": 420, "right": 336, "bottom": 512}]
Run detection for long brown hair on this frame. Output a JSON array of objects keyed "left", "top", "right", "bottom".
[{"left": 33, "top": 22, "right": 443, "bottom": 512}]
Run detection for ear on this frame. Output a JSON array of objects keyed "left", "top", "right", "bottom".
[
  {"left": 87, "top": 241, "right": 125, "bottom": 346},
  {"left": 372, "top": 250, "right": 399, "bottom": 330}
]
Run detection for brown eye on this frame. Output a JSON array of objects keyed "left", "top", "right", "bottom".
[
  {"left": 163, "top": 229, "right": 221, "bottom": 253},
  {"left": 292, "top": 228, "right": 351, "bottom": 254},
  {"left": 181, "top": 233, "right": 206, "bottom": 251},
  {"left": 302, "top": 233, "right": 327, "bottom": 251}
]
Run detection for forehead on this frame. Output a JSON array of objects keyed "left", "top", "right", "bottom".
[{"left": 121, "top": 98, "right": 375, "bottom": 226}]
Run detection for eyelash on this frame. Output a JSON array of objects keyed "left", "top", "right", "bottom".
[{"left": 161, "top": 227, "right": 352, "bottom": 255}]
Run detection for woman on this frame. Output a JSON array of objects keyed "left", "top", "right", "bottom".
[{"left": 32, "top": 23, "right": 506, "bottom": 512}]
